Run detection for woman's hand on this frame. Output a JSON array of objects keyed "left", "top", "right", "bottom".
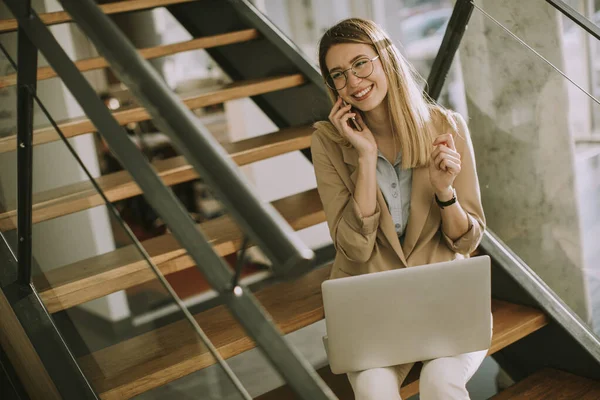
[
  {"left": 429, "top": 133, "right": 461, "bottom": 199},
  {"left": 329, "top": 97, "right": 377, "bottom": 158}
]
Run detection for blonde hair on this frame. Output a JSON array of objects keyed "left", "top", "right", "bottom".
[{"left": 316, "top": 18, "right": 455, "bottom": 168}]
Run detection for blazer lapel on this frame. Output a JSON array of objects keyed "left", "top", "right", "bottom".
[
  {"left": 342, "top": 146, "right": 408, "bottom": 267},
  {"left": 402, "top": 166, "right": 435, "bottom": 258}
]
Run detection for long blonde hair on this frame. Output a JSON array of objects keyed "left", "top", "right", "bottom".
[{"left": 316, "top": 18, "right": 454, "bottom": 168}]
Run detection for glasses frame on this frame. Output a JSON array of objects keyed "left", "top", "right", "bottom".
[{"left": 325, "top": 55, "right": 381, "bottom": 91}]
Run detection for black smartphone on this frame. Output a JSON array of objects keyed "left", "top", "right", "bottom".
[{"left": 343, "top": 100, "right": 362, "bottom": 131}]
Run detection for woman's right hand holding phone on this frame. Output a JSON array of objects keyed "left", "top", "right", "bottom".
[{"left": 329, "top": 97, "right": 377, "bottom": 159}]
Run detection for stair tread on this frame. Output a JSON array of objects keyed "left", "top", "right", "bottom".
[
  {"left": 34, "top": 187, "right": 324, "bottom": 313},
  {"left": 0, "top": 125, "right": 313, "bottom": 231},
  {"left": 256, "top": 299, "right": 549, "bottom": 400},
  {"left": 0, "top": 30, "right": 259, "bottom": 88},
  {"left": 78, "top": 265, "right": 548, "bottom": 400},
  {"left": 490, "top": 368, "right": 600, "bottom": 399},
  {"left": 0, "top": 74, "right": 305, "bottom": 154},
  {"left": 0, "top": 0, "right": 196, "bottom": 33}
]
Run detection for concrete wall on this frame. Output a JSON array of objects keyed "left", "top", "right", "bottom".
[{"left": 459, "top": 0, "right": 591, "bottom": 321}]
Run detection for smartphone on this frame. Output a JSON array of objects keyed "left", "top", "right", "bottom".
[{"left": 343, "top": 100, "right": 362, "bottom": 131}]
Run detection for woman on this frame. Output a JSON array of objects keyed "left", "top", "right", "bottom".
[{"left": 311, "top": 18, "right": 487, "bottom": 400}]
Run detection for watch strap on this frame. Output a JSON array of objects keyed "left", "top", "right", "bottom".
[{"left": 435, "top": 188, "right": 457, "bottom": 209}]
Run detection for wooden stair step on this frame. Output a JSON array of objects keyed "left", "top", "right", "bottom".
[
  {"left": 0, "top": 74, "right": 305, "bottom": 154},
  {"left": 256, "top": 300, "right": 549, "bottom": 400},
  {"left": 0, "top": 0, "right": 196, "bottom": 33},
  {"left": 0, "top": 125, "right": 313, "bottom": 231},
  {"left": 0, "top": 30, "right": 259, "bottom": 89},
  {"left": 491, "top": 368, "right": 600, "bottom": 399},
  {"left": 34, "top": 187, "right": 325, "bottom": 313},
  {"left": 79, "top": 265, "right": 332, "bottom": 400}
]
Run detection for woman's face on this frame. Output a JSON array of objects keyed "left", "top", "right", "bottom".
[{"left": 325, "top": 43, "right": 388, "bottom": 112}]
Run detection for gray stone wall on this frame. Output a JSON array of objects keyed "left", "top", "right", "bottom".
[{"left": 460, "top": 0, "right": 591, "bottom": 321}]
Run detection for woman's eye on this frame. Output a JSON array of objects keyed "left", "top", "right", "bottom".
[
  {"left": 330, "top": 72, "right": 343, "bottom": 80},
  {"left": 354, "top": 60, "right": 368, "bottom": 68}
]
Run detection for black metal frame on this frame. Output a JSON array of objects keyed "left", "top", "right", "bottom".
[
  {"left": 546, "top": 0, "right": 600, "bottom": 41},
  {"left": 0, "top": 234, "right": 98, "bottom": 399},
  {"left": 425, "top": 0, "right": 474, "bottom": 100},
  {"left": 14, "top": 1, "right": 36, "bottom": 286}
]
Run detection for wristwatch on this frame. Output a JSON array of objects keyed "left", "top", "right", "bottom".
[{"left": 435, "top": 187, "right": 457, "bottom": 209}]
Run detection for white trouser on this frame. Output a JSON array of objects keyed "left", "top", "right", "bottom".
[{"left": 347, "top": 349, "right": 488, "bottom": 400}]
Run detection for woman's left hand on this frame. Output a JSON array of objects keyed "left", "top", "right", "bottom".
[{"left": 429, "top": 133, "right": 461, "bottom": 196}]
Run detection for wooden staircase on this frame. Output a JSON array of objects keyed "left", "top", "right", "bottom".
[{"left": 2, "top": 0, "right": 599, "bottom": 399}]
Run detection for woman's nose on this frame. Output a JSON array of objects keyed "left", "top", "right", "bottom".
[{"left": 347, "top": 72, "right": 363, "bottom": 87}]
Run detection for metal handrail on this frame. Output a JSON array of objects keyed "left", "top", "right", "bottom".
[
  {"left": 58, "top": 0, "right": 314, "bottom": 278},
  {"left": 481, "top": 231, "right": 600, "bottom": 363},
  {"left": 0, "top": 233, "right": 99, "bottom": 399},
  {"left": 546, "top": 0, "right": 600, "bottom": 41}
]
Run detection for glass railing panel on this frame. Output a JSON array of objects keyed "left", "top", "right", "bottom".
[
  {"left": 471, "top": 0, "right": 600, "bottom": 137},
  {"left": 451, "top": 0, "right": 600, "bottom": 336},
  {"left": 0, "top": 28, "right": 18, "bottom": 253},
  {"left": 25, "top": 104, "right": 253, "bottom": 398},
  {"left": 0, "top": 13, "right": 255, "bottom": 395}
]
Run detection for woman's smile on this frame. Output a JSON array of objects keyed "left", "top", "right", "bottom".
[{"left": 351, "top": 84, "right": 374, "bottom": 101}]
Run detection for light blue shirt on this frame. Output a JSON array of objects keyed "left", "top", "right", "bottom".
[{"left": 376, "top": 150, "right": 413, "bottom": 238}]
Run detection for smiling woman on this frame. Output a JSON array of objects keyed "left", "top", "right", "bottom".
[{"left": 311, "top": 18, "right": 487, "bottom": 400}]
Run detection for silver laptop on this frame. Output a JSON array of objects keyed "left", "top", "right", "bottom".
[{"left": 322, "top": 256, "right": 492, "bottom": 374}]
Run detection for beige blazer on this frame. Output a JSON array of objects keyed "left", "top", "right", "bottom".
[{"left": 311, "top": 111, "right": 485, "bottom": 280}]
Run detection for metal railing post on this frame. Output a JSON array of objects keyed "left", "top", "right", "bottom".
[
  {"left": 425, "top": 0, "right": 474, "bottom": 100},
  {"left": 15, "top": 0, "right": 37, "bottom": 286}
]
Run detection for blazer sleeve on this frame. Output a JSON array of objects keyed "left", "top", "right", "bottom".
[
  {"left": 311, "top": 132, "right": 380, "bottom": 263},
  {"left": 441, "top": 113, "right": 486, "bottom": 255}
]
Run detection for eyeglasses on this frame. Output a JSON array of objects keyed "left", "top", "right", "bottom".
[{"left": 325, "top": 55, "right": 380, "bottom": 90}]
